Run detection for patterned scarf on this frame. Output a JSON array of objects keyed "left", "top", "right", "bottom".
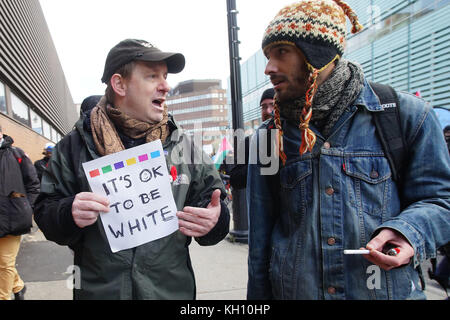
[
  {"left": 90, "top": 96, "right": 169, "bottom": 156},
  {"left": 278, "top": 59, "right": 365, "bottom": 138}
]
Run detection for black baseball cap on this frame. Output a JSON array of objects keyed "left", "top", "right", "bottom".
[{"left": 101, "top": 39, "right": 185, "bottom": 83}]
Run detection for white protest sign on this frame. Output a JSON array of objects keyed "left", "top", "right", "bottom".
[{"left": 82, "top": 140, "right": 178, "bottom": 253}]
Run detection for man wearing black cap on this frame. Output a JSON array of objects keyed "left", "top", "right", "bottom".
[
  {"left": 34, "top": 143, "right": 54, "bottom": 181},
  {"left": 260, "top": 88, "right": 275, "bottom": 123},
  {"left": 34, "top": 39, "right": 230, "bottom": 300}
]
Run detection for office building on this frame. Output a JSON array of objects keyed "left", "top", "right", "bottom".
[
  {"left": 0, "top": 0, "right": 77, "bottom": 162},
  {"left": 167, "top": 79, "right": 228, "bottom": 150}
]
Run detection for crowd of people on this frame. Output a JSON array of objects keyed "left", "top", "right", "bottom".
[{"left": 0, "top": 0, "right": 449, "bottom": 301}]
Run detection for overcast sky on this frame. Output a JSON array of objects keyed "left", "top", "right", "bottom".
[{"left": 38, "top": 0, "right": 295, "bottom": 103}]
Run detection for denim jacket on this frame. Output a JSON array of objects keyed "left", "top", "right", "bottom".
[{"left": 247, "top": 80, "right": 450, "bottom": 300}]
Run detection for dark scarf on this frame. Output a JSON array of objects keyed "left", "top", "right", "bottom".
[
  {"left": 90, "top": 96, "right": 169, "bottom": 156},
  {"left": 278, "top": 59, "right": 365, "bottom": 137}
]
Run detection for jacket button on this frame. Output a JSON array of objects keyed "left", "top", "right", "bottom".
[
  {"left": 325, "top": 187, "right": 334, "bottom": 195},
  {"left": 323, "top": 142, "right": 331, "bottom": 149},
  {"left": 327, "top": 238, "right": 336, "bottom": 246},
  {"left": 370, "top": 170, "right": 379, "bottom": 179},
  {"left": 327, "top": 287, "right": 336, "bottom": 295}
]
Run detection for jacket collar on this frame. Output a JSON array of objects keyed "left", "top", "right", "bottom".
[
  {"left": 353, "top": 79, "right": 384, "bottom": 112},
  {"left": 166, "top": 113, "right": 183, "bottom": 144}
]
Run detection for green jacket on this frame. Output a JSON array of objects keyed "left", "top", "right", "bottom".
[{"left": 34, "top": 114, "right": 229, "bottom": 300}]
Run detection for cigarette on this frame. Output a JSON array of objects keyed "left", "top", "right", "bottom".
[{"left": 343, "top": 249, "right": 370, "bottom": 255}]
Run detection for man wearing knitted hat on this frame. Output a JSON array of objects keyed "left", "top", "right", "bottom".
[
  {"left": 247, "top": 0, "right": 450, "bottom": 299},
  {"left": 34, "top": 39, "right": 230, "bottom": 299}
]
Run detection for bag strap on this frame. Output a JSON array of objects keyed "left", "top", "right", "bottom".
[
  {"left": 369, "top": 83, "right": 427, "bottom": 288},
  {"left": 369, "top": 82, "right": 407, "bottom": 182}
]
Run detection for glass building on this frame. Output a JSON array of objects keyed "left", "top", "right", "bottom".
[
  {"left": 345, "top": 0, "right": 450, "bottom": 111},
  {"left": 234, "top": 0, "right": 450, "bottom": 131},
  {"left": 228, "top": 49, "right": 272, "bottom": 132}
]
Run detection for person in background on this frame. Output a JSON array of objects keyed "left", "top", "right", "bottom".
[
  {"left": 426, "top": 125, "right": 450, "bottom": 299},
  {"left": 0, "top": 124, "right": 39, "bottom": 300},
  {"left": 260, "top": 88, "right": 275, "bottom": 122},
  {"left": 444, "top": 125, "right": 450, "bottom": 154},
  {"left": 229, "top": 88, "right": 275, "bottom": 190},
  {"left": 79, "top": 95, "right": 102, "bottom": 116},
  {"left": 34, "top": 143, "right": 54, "bottom": 181}
]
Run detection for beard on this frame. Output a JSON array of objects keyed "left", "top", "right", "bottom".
[
  {"left": 272, "top": 73, "right": 308, "bottom": 103},
  {"left": 262, "top": 113, "right": 272, "bottom": 122}
]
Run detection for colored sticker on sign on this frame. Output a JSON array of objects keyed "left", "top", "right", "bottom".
[
  {"left": 87, "top": 148, "right": 162, "bottom": 178},
  {"left": 138, "top": 154, "right": 149, "bottom": 162},
  {"left": 89, "top": 169, "right": 100, "bottom": 178},
  {"left": 151, "top": 150, "right": 161, "bottom": 159}
]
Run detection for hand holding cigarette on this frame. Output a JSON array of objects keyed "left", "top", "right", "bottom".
[{"left": 363, "top": 228, "right": 415, "bottom": 271}]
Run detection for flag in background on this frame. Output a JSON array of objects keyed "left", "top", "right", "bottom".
[{"left": 213, "top": 137, "right": 233, "bottom": 169}]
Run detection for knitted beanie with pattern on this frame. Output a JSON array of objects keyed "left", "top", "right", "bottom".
[{"left": 262, "top": 0, "right": 363, "bottom": 162}]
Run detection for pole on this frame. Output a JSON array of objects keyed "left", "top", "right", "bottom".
[
  {"left": 226, "top": 0, "right": 244, "bottom": 130},
  {"left": 226, "top": 0, "right": 248, "bottom": 243}
]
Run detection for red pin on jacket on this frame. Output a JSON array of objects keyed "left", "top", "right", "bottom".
[{"left": 170, "top": 165, "right": 178, "bottom": 182}]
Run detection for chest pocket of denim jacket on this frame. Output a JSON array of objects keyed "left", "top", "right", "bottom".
[
  {"left": 280, "top": 160, "right": 312, "bottom": 224},
  {"left": 343, "top": 156, "right": 392, "bottom": 216}
]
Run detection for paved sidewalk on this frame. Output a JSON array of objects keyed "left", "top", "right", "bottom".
[
  {"left": 191, "top": 238, "right": 248, "bottom": 300},
  {"left": 15, "top": 226, "right": 447, "bottom": 300},
  {"left": 15, "top": 227, "right": 248, "bottom": 300}
]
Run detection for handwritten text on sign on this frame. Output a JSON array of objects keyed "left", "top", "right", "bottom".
[{"left": 82, "top": 140, "right": 178, "bottom": 253}]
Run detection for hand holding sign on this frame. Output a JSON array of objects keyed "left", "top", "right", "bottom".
[
  {"left": 72, "top": 192, "right": 110, "bottom": 228},
  {"left": 177, "top": 189, "right": 221, "bottom": 237},
  {"left": 82, "top": 140, "right": 179, "bottom": 253}
]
